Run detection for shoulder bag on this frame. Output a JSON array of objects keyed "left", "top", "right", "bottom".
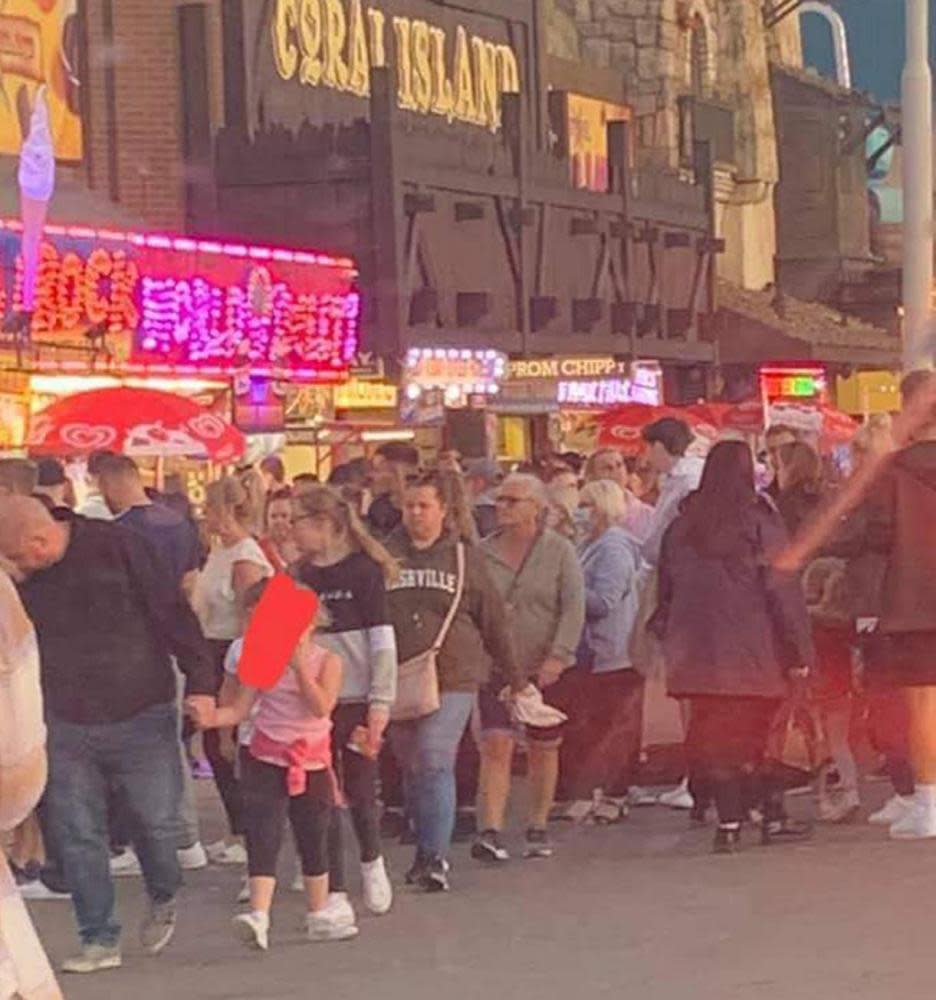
[{"left": 391, "top": 542, "right": 466, "bottom": 722}]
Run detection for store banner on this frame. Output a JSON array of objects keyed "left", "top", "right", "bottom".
[
  {"left": 567, "top": 94, "right": 630, "bottom": 193},
  {"left": 0, "top": 0, "right": 82, "bottom": 160},
  {"left": 0, "top": 219, "right": 360, "bottom": 380},
  {"left": 245, "top": 0, "right": 530, "bottom": 138}
]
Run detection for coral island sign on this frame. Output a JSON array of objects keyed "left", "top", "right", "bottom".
[{"left": 270, "top": 0, "right": 520, "bottom": 132}]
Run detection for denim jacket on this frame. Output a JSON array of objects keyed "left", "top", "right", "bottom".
[{"left": 578, "top": 527, "right": 642, "bottom": 673}]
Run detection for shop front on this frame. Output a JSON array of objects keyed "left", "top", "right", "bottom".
[
  {"left": 495, "top": 356, "right": 663, "bottom": 461},
  {"left": 0, "top": 218, "right": 361, "bottom": 469}
]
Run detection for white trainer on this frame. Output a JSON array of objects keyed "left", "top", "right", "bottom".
[
  {"left": 658, "top": 779, "right": 694, "bottom": 810},
  {"left": 109, "top": 849, "right": 142, "bottom": 878},
  {"left": 18, "top": 879, "right": 70, "bottom": 901},
  {"left": 206, "top": 840, "right": 248, "bottom": 866},
  {"left": 232, "top": 911, "right": 269, "bottom": 951},
  {"left": 869, "top": 794, "right": 914, "bottom": 826},
  {"left": 177, "top": 842, "right": 208, "bottom": 871},
  {"left": 361, "top": 857, "right": 393, "bottom": 915},
  {"left": 890, "top": 801, "right": 936, "bottom": 840},
  {"left": 306, "top": 908, "right": 359, "bottom": 942},
  {"left": 320, "top": 892, "right": 357, "bottom": 928}
]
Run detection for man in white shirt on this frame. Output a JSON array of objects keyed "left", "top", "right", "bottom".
[{"left": 76, "top": 450, "right": 115, "bottom": 521}]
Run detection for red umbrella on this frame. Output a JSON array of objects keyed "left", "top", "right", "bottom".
[
  {"left": 26, "top": 387, "right": 246, "bottom": 462},
  {"left": 597, "top": 404, "right": 720, "bottom": 452},
  {"left": 717, "top": 399, "right": 857, "bottom": 448}
]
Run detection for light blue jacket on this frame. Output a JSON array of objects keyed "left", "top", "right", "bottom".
[{"left": 578, "top": 526, "right": 642, "bottom": 673}]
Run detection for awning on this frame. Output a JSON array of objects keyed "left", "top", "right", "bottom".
[{"left": 715, "top": 280, "right": 899, "bottom": 368}]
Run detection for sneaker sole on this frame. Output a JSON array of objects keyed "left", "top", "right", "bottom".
[
  {"left": 470, "top": 843, "right": 510, "bottom": 864},
  {"left": 141, "top": 921, "right": 176, "bottom": 956},
  {"left": 420, "top": 877, "right": 449, "bottom": 893},
  {"left": 890, "top": 828, "right": 936, "bottom": 840},
  {"left": 232, "top": 917, "right": 268, "bottom": 951},
  {"left": 307, "top": 924, "right": 360, "bottom": 942},
  {"left": 364, "top": 898, "right": 393, "bottom": 916},
  {"left": 62, "top": 957, "right": 122, "bottom": 975}
]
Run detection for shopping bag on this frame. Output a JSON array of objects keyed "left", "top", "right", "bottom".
[{"left": 765, "top": 699, "right": 827, "bottom": 789}]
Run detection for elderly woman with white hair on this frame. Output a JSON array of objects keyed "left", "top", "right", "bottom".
[
  {"left": 556, "top": 480, "right": 645, "bottom": 823},
  {"left": 0, "top": 562, "right": 63, "bottom": 999},
  {"left": 473, "top": 474, "right": 585, "bottom": 863}
]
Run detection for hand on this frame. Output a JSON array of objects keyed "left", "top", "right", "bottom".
[
  {"left": 366, "top": 706, "right": 390, "bottom": 756},
  {"left": 184, "top": 694, "right": 216, "bottom": 730},
  {"left": 537, "top": 657, "right": 566, "bottom": 690}
]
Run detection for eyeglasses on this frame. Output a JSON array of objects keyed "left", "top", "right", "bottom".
[{"left": 496, "top": 495, "right": 532, "bottom": 506}]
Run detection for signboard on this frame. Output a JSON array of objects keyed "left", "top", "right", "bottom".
[
  {"left": 334, "top": 379, "right": 398, "bottom": 408},
  {"left": 760, "top": 365, "right": 826, "bottom": 406},
  {"left": 0, "top": 0, "right": 82, "bottom": 159},
  {"left": 499, "top": 357, "right": 662, "bottom": 410},
  {"left": 567, "top": 94, "right": 630, "bottom": 193},
  {"left": 404, "top": 347, "right": 506, "bottom": 404},
  {"left": 245, "top": 0, "right": 529, "bottom": 140},
  {"left": 232, "top": 375, "right": 287, "bottom": 433},
  {"left": 0, "top": 219, "right": 360, "bottom": 381}
]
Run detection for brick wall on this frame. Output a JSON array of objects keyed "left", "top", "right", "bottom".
[{"left": 81, "top": 0, "right": 225, "bottom": 232}]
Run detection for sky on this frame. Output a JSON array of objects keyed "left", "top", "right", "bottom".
[{"left": 801, "top": 0, "right": 936, "bottom": 103}]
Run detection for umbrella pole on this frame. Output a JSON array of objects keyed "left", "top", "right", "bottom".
[{"left": 155, "top": 456, "right": 165, "bottom": 492}]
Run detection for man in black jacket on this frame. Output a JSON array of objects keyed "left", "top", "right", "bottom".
[{"left": 0, "top": 496, "right": 215, "bottom": 975}]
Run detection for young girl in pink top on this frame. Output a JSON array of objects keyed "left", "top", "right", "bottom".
[{"left": 200, "top": 580, "right": 352, "bottom": 950}]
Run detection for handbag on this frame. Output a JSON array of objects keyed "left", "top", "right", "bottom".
[{"left": 391, "top": 542, "right": 466, "bottom": 722}]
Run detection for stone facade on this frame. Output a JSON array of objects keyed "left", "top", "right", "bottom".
[{"left": 546, "top": 0, "right": 804, "bottom": 292}]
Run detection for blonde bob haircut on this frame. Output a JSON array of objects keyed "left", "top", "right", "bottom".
[{"left": 580, "top": 479, "right": 627, "bottom": 526}]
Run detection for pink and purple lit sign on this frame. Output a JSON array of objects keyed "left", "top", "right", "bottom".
[{"left": 0, "top": 219, "right": 359, "bottom": 381}]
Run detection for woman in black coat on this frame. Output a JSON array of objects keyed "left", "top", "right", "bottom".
[{"left": 652, "top": 442, "right": 815, "bottom": 853}]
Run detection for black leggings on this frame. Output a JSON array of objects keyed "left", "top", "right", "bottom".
[
  {"left": 205, "top": 640, "right": 244, "bottom": 836},
  {"left": 328, "top": 704, "right": 382, "bottom": 893},
  {"left": 240, "top": 750, "right": 333, "bottom": 878}
]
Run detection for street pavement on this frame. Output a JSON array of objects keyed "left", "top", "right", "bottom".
[{"left": 26, "top": 781, "right": 936, "bottom": 1000}]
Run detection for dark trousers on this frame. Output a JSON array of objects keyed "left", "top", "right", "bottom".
[
  {"left": 205, "top": 639, "right": 244, "bottom": 836},
  {"left": 686, "top": 696, "right": 779, "bottom": 826},
  {"left": 46, "top": 703, "right": 183, "bottom": 947},
  {"left": 328, "top": 703, "right": 382, "bottom": 893},
  {"left": 240, "top": 751, "right": 333, "bottom": 878},
  {"left": 555, "top": 669, "right": 645, "bottom": 800}
]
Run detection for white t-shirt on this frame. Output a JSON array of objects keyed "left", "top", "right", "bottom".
[
  {"left": 193, "top": 537, "right": 272, "bottom": 641},
  {"left": 223, "top": 638, "right": 257, "bottom": 746}
]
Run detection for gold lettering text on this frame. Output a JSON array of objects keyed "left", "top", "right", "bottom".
[
  {"left": 472, "top": 35, "right": 498, "bottom": 131},
  {"left": 347, "top": 0, "right": 370, "bottom": 95},
  {"left": 322, "top": 0, "right": 350, "bottom": 89},
  {"left": 497, "top": 44, "right": 520, "bottom": 95},
  {"left": 271, "top": 0, "right": 300, "bottom": 80},
  {"left": 452, "top": 25, "right": 476, "bottom": 124},
  {"left": 367, "top": 7, "right": 387, "bottom": 67},
  {"left": 428, "top": 26, "right": 454, "bottom": 120},
  {"left": 411, "top": 20, "right": 432, "bottom": 113},
  {"left": 393, "top": 17, "right": 416, "bottom": 110},
  {"left": 297, "top": 0, "right": 323, "bottom": 85}
]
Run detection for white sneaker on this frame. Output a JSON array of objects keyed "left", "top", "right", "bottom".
[
  {"left": 232, "top": 911, "right": 269, "bottom": 951},
  {"left": 237, "top": 877, "right": 250, "bottom": 904},
  {"left": 321, "top": 892, "right": 357, "bottom": 928},
  {"left": 18, "top": 879, "right": 71, "bottom": 901},
  {"left": 658, "top": 779, "right": 694, "bottom": 810},
  {"left": 61, "top": 944, "right": 122, "bottom": 974},
  {"left": 628, "top": 786, "right": 660, "bottom": 808},
  {"left": 890, "top": 801, "right": 936, "bottom": 840},
  {"left": 206, "top": 840, "right": 248, "bottom": 866},
  {"left": 361, "top": 857, "right": 393, "bottom": 915},
  {"left": 110, "top": 848, "right": 142, "bottom": 878},
  {"left": 306, "top": 908, "right": 359, "bottom": 942},
  {"left": 177, "top": 842, "right": 208, "bottom": 871},
  {"left": 557, "top": 800, "right": 595, "bottom": 823},
  {"left": 869, "top": 794, "right": 914, "bottom": 826}
]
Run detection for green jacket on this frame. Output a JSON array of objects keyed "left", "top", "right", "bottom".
[
  {"left": 385, "top": 529, "right": 522, "bottom": 693},
  {"left": 481, "top": 528, "right": 586, "bottom": 679}
]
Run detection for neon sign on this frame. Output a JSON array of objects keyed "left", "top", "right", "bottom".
[
  {"left": 404, "top": 347, "right": 506, "bottom": 403},
  {"left": 0, "top": 219, "right": 359, "bottom": 381}
]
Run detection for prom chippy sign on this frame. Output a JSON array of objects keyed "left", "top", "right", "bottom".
[{"left": 0, "top": 219, "right": 360, "bottom": 381}]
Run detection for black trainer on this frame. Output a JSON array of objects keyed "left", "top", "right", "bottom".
[
  {"left": 471, "top": 830, "right": 510, "bottom": 863},
  {"left": 713, "top": 825, "right": 741, "bottom": 854},
  {"left": 524, "top": 827, "right": 553, "bottom": 859},
  {"left": 419, "top": 856, "right": 450, "bottom": 893},
  {"left": 405, "top": 849, "right": 430, "bottom": 886},
  {"left": 761, "top": 817, "right": 813, "bottom": 846}
]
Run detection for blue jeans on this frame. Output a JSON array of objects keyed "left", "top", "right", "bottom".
[
  {"left": 390, "top": 692, "right": 475, "bottom": 859},
  {"left": 46, "top": 702, "right": 184, "bottom": 947}
]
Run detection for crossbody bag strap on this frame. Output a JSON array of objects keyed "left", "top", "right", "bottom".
[{"left": 431, "top": 542, "right": 466, "bottom": 653}]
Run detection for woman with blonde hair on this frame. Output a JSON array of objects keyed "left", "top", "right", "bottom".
[
  {"left": 291, "top": 486, "right": 399, "bottom": 922},
  {"left": 0, "top": 563, "right": 63, "bottom": 999},
  {"left": 193, "top": 477, "right": 273, "bottom": 865}
]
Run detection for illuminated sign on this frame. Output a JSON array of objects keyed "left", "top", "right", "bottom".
[
  {"left": 270, "top": 0, "right": 520, "bottom": 133},
  {"left": 502, "top": 357, "right": 662, "bottom": 409},
  {"left": 0, "top": 0, "right": 82, "bottom": 159},
  {"left": 0, "top": 220, "right": 359, "bottom": 380},
  {"left": 567, "top": 94, "right": 630, "bottom": 193},
  {"left": 404, "top": 347, "right": 506, "bottom": 404},
  {"left": 233, "top": 375, "right": 287, "bottom": 433},
  {"left": 334, "top": 379, "right": 398, "bottom": 408},
  {"left": 760, "top": 366, "right": 826, "bottom": 403},
  {"left": 509, "top": 356, "right": 629, "bottom": 380}
]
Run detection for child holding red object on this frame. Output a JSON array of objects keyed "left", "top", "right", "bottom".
[{"left": 197, "top": 579, "right": 355, "bottom": 949}]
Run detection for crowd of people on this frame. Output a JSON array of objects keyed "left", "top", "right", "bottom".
[{"left": 2, "top": 372, "right": 936, "bottom": 992}]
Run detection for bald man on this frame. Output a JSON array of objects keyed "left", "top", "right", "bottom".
[{"left": 0, "top": 496, "right": 215, "bottom": 974}]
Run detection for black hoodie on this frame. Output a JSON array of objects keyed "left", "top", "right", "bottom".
[
  {"left": 384, "top": 528, "right": 521, "bottom": 693},
  {"left": 866, "top": 440, "right": 936, "bottom": 633}
]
